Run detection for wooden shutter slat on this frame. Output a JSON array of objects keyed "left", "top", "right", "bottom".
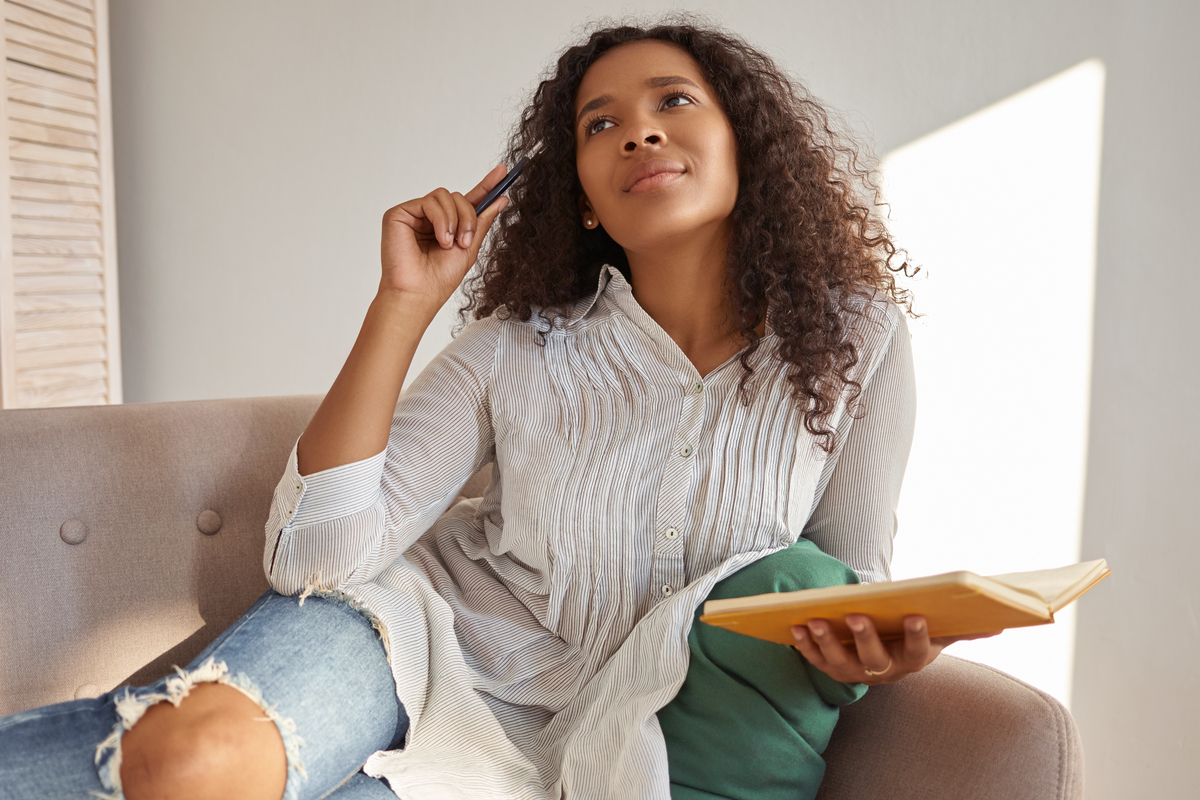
[
  {"left": 16, "top": 341, "right": 104, "bottom": 367},
  {"left": 14, "top": 254, "right": 102, "bottom": 273},
  {"left": 9, "top": 100, "right": 96, "bottom": 133},
  {"left": 18, "top": 377, "right": 107, "bottom": 406},
  {"left": 10, "top": 138, "right": 97, "bottom": 166},
  {"left": 20, "top": 381, "right": 107, "bottom": 405},
  {"left": 8, "top": 0, "right": 93, "bottom": 29},
  {"left": 8, "top": 79, "right": 96, "bottom": 114},
  {"left": 6, "top": 20, "right": 94, "bottom": 63},
  {"left": 12, "top": 197, "right": 99, "bottom": 219},
  {"left": 54, "top": 395, "right": 110, "bottom": 407},
  {"left": 10, "top": 177, "right": 99, "bottom": 202},
  {"left": 6, "top": 40, "right": 95, "bottom": 80},
  {"left": 10, "top": 117, "right": 98, "bottom": 149},
  {"left": 13, "top": 272, "right": 100, "bottom": 292},
  {"left": 15, "top": 307, "right": 104, "bottom": 329},
  {"left": 5, "top": 2, "right": 94, "bottom": 47},
  {"left": 9, "top": 117, "right": 96, "bottom": 149},
  {"left": 15, "top": 341, "right": 104, "bottom": 368},
  {"left": 13, "top": 236, "right": 101, "bottom": 255},
  {"left": 9, "top": 118, "right": 96, "bottom": 151},
  {"left": 17, "top": 360, "right": 106, "bottom": 389},
  {"left": 6, "top": 58, "right": 93, "bottom": 97},
  {"left": 15, "top": 291, "right": 102, "bottom": 311},
  {"left": 12, "top": 215, "right": 99, "bottom": 237},
  {"left": 54, "top": 395, "right": 108, "bottom": 406},
  {"left": 10, "top": 159, "right": 98, "bottom": 184},
  {"left": 14, "top": 324, "right": 103, "bottom": 350}
]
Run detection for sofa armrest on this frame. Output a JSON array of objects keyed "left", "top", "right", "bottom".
[{"left": 817, "top": 654, "right": 1083, "bottom": 800}]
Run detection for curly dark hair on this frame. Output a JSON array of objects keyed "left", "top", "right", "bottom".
[{"left": 461, "top": 17, "right": 912, "bottom": 450}]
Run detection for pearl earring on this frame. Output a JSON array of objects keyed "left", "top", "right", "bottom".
[{"left": 584, "top": 217, "right": 596, "bottom": 228}]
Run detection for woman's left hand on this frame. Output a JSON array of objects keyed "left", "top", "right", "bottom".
[{"left": 791, "top": 615, "right": 999, "bottom": 685}]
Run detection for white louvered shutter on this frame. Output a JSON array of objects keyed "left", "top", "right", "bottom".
[{"left": 0, "top": 0, "right": 119, "bottom": 408}]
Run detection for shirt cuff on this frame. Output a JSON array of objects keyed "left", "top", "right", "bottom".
[{"left": 277, "top": 441, "right": 388, "bottom": 530}]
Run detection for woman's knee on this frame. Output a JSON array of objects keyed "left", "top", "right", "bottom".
[{"left": 119, "top": 683, "right": 287, "bottom": 800}]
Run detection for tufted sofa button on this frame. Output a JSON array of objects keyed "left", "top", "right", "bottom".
[
  {"left": 75, "top": 684, "right": 102, "bottom": 700},
  {"left": 197, "top": 509, "right": 223, "bottom": 535},
  {"left": 59, "top": 519, "right": 87, "bottom": 545}
]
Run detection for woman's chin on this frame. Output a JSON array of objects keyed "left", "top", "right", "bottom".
[{"left": 608, "top": 217, "right": 727, "bottom": 254}]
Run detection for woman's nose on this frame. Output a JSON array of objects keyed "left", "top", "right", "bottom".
[{"left": 623, "top": 131, "right": 663, "bottom": 152}]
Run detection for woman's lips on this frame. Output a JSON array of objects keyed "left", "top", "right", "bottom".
[
  {"left": 628, "top": 171, "right": 684, "bottom": 194},
  {"left": 623, "top": 159, "right": 686, "bottom": 193}
]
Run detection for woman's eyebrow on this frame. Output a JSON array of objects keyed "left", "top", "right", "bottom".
[
  {"left": 575, "top": 76, "right": 703, "bottom": 127},
  {"left": 576, "top": 94, "right": 613, "bottom": 126},
  {"left": 645, "top": 75, "right": 701, "bottom": 90}
]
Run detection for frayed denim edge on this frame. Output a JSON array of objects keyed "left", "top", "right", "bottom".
[
  {"left": 298, "top": 572, "right": 392, "bottom": 660},
  {"left": 90, "top": 658, "right": 307, "bottom": 800}
]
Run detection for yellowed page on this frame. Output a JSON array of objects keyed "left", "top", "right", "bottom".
[{"left": 987, "top": 559, "right": 1108, "bottom": 610}]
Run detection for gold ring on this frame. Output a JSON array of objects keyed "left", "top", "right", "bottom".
[{"left": 863, "top": 659, "right": 893, "bottom": 678}]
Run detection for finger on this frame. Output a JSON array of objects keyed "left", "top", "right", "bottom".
[
  {"left": 449, "top": 192, "right": 477, "bottom": 249},
  {"left": 411, "top": 196, "right": 451, "bottom": 248},
  {"left": 901, "top": 615, "right": 932, "bottom": 668},
  {"left": 429, "top": 188, "right": 458, "bottom": 249},
  {"left": 791, "top": 625, "right": 831, "bottom": 671},
  {"left": 478, "top": 195, "right": 508, "bottom": 227},
  {"left": 464, "top": 164, "right": 510, "bottom": 207},
  {"left": 846, "top": 615, "right": 892, "bottom": 674},
  {"left": 463, "top": 196, "right": 508, "bottom": 261},
  {"left": 386, "top": 200, "right": 432, "bottom": 236},
  {"left": 806, "top": 619, "right": 858, "bottom": 672}
]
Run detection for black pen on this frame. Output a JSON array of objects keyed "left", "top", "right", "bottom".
[{"left": 474, "top": 144, "right": 542, "bottom": 215}]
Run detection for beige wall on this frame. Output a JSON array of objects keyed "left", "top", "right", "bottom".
[{"left": 107, "top": 1, "right": 1199, "bottom": 796}]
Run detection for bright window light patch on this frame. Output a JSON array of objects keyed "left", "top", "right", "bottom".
[{"left": 881, "top": 59, "right": 1106, "bottom": 707}]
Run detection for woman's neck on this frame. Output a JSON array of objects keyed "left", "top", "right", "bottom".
[{"left": 624, "top": 226, "right": 764, "bottom": 376}]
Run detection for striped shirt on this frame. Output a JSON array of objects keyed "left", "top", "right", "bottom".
[{"left": 265, "top": 264, "right": 915, "bottom": 799}]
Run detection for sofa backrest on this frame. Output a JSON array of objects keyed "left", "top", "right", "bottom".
[
  {"left": 0, "top": 395, "right": 322, "bottom": 715},
  {"left": 0, "top": 395, "right": 500, "bottom": 716}
]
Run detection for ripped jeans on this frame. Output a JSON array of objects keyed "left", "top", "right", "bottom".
[{"left": 0, "top": 591, "right": 409, "bottom": 800}]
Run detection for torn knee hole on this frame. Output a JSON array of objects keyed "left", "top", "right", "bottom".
[{"left": 93, "top": 658, "right": 307, "bottom": 798}]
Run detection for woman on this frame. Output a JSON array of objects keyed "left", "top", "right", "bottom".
[{"left": 0, "top": 19, "right": 966, "bottom": 800}]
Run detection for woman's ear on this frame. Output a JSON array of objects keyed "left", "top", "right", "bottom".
[{"left": 577, "top": 195, "right": 599, "bottom": 229}]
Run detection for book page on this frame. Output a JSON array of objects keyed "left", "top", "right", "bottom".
[{"left": 987, "top": 559, "right": 1107, "bottom": 609}]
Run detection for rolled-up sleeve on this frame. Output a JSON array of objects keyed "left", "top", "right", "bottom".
[
  {"left": 264, "top": 316, "right": 502, "bottom": 594},
  {"left": 802, "top": 311, "right": 917, "bottom": 583}
]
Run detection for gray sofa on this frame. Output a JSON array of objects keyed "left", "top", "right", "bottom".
[{"left": 0, "top": 396, "right": 1084, "bottom": 799}]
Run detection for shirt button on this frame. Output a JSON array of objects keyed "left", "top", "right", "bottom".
[
  {"left": 680, "top": 444, "right": 694, "bottom": 458},
  {"left": 692, "top": 380, "right": 704, "bottom": 394},
  {"left": 665, "top": 527, "right": 679, "bottom": 539},
  {"left": 661, "top": 584, "right": 674, "bottom": 596}
]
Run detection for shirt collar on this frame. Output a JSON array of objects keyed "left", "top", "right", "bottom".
[
  {"left": 564, "top": 263, "right": 627, "bottom": 325},
  {"left": 564, "top": 262, "right": 776, "bottom": 345}
]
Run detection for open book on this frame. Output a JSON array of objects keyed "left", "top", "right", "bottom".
[{"left": 699, "top": 559, "right": 1111, "bottom": 646}]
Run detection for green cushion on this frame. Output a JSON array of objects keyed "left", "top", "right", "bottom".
[{"left": 660, "top": 538, "right": 868, "bottom": 800}]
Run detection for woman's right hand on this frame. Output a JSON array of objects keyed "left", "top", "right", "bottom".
[
  {"left": 379, "top": 164, "right": 510, "bottom": 311},
  {"left": 296, "top": 165, "right": 510, "bottom": 476}
]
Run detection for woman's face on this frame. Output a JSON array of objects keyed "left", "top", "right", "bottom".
[{"left": 573, "top": 40, "right": 739, "bottom": 255}]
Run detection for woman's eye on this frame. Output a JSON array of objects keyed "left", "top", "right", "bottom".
[
  {"left": 662, "top": 93, "right": 694, "bottom": 109},
  {"left": 586, "top": 117, "right": 615, "bottom": 136}
]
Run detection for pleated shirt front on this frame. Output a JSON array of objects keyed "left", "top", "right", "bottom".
[{"left": 264, "top": 264, "right": 915, "bottom": 799}]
